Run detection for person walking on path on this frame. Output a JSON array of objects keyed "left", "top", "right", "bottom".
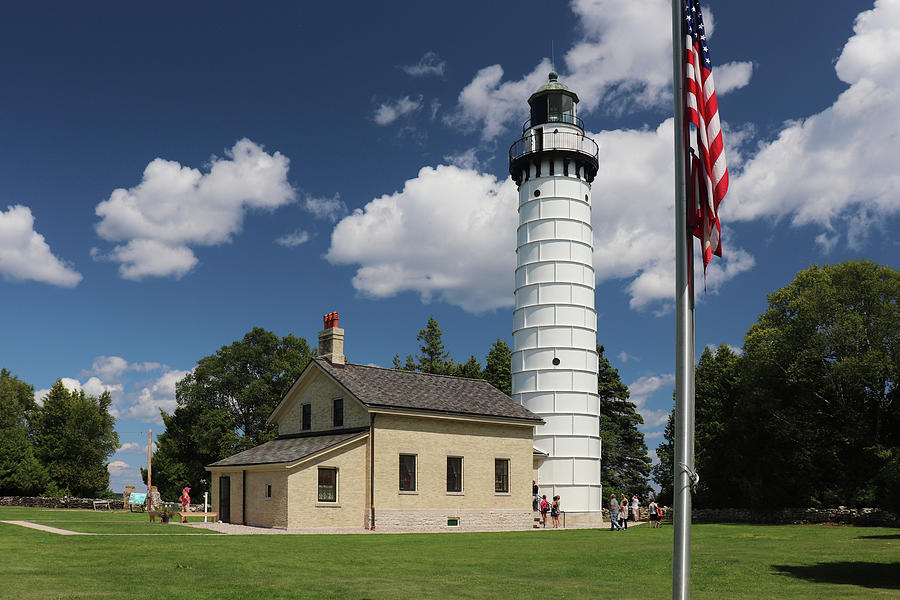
[
  {"left": 550, "top": 496, "right": 561, "bottom": 528},
  {"left": 540, "top": 494, "right": 549, "bottom": 528},
  {"left": 631, "top": 495, "right": 639, "bottom": 522},
  {"left": 609, "top": 495, "right": 622, "bottom": 530},
  {"left": 620, "top": 493, "right": 629, "bottom": 530}
]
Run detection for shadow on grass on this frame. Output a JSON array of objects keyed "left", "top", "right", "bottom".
[
  {"left": 857, "top": 533, "right": 900, "bottom": 540},
  {"left": 771, "top": 562, "right": 900, "bottom": 590}
]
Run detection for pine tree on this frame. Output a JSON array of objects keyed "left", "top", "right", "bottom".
[
  {"left": 483, "top": 339, "right": 512, "bottom": 396},
  {"left": 415, "top": 316, "right": 453, "bottom": 374},
  {"left": 597, "top": 346, "right": 652, "bottom": 499}
]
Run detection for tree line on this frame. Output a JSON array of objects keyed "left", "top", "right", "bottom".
[
  {"left": 0, "top": 373, "right": 118, "bottom": 497},
  {"left": 653, "top": 260, "right": 899, "bottom": 511}
]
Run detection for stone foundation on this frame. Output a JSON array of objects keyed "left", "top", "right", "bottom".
[{"left": 373, "top": 509, "right": 533, "bottom": 532}]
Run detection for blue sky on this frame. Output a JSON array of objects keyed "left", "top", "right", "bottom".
[{"left": 2, "top": 0, "right": 897, "bottom": 494}]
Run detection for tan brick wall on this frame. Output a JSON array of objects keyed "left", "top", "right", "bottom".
[
  {"left": 278, "top": 368, "right": 368, "bottom": 436},
  {"left": 285, "top": 436, "right": 368, "bottom": 529},
  {"left": 244, "top": 470, "right": 288, "bottom": 528},
  {"left": 209, "top": 470, "right": 244, "bottom": 524},
  {"left": 372, "top": 413, "right": 535, "bottom": 530}
]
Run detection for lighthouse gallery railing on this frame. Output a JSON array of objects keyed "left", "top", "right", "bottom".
[{"left": 509, "top": 130, "right": 599, "bottom": 163}]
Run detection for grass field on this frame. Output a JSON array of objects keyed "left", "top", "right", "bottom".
[{"left": 1, "top": 507, "right": 897, "bottom": 599}]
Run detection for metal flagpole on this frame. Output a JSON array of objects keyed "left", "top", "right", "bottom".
[{"left": 671, "top": 0, "right": 696, "bottom": 598}]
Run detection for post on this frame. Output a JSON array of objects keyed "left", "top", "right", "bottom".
[
  {"left": 204, "top": 492, "right": 209, "bottom": 522},
  {"left": 146, "top": 429, "right": 152, "bottom": 510},
  {"left": 671, "top": 1, "right": 696, "bottom": 599}
]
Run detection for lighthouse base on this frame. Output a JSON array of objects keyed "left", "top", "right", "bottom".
[{"left": 559, "top": 511, "right": 605, "bottom": 529}]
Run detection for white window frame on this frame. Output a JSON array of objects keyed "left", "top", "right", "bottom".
[
  {"left": 399, "top": 454, "right": 417, "bottom": 493},
  {"left": 317, "top": 467, "right": 338, "bottom": 504},
  {"left": 446, "top": 456, "right": 464, "bottom": 495}
]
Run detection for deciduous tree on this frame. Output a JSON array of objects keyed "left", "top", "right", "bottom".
[{"left": 32, "top": 381, "right": 118, "bottom": 497}]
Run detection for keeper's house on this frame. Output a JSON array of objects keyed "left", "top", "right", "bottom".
[{"left": 207, "top": 314, "right": 544, "bottom": 532}]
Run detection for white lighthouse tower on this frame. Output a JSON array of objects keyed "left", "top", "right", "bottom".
[{"left": 509, "top": 71, "right": 602, "bottom": 526}]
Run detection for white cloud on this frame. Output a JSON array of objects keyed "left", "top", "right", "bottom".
[
  {"left": 443, "top": 148, "right": 480, "bottom": 170},
  {"left": 117, "top": 442, "right": 141, "bottom": 453},
  {"left": 326, "top": 165, "right": 518, "bottom": 313},
  {"left": 617, "top": 351, "right": 638, "bottom": 364},
  {"left": 303, "top": 193, "right": 348, "bottom": 222},
  {"left": 275, "top": 230, "right": 311, "bottom": 247},
  {"left": 107, "top": 460, "right": 131, "bottom": 476},
  {"left": 729, "top": 0, "right": 900, "bottom": 242},
  {"left": 446, "top": 61, "right": 550, "bottom": 140},
  {"left": 34, "top": 376, "right": 124, "bottom": 408},
  {"left": 373, "top": 95, "right": 424, "bottom": 125},
  {"left": 714, "top": 61, "right": 754, "bottom": 94},
  {"left": 94, "top": 138, "right": 294, "bottom": 280},
  {"left": 628, "top": 373, "right": 675, "bottom": 429},
  {"left": 449, "top": 1, "right": 744, "bottom": 141},
  {"left": 400, "top": 51, "right": 446, "bottom": 77},
  {"left": 123, "top": 369, "right": 190, "bottom": 424},
  {"left": 0, "top": 205, "right": 82, "bottom": 287}
]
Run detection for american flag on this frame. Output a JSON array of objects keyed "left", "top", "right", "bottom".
[{"left": 683, "top": 0, "right": 728, "bottom": 271}]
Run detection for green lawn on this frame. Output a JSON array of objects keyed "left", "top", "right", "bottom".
[{"left": 1, "top": 507, "right": 897, "bottom": 599}]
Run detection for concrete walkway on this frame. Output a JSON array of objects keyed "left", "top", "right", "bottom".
[{"left": 1, "top": 520, "right": 94, "bottom": 535}]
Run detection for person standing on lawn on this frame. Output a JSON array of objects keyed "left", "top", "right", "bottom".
[
  {"left": 631, "top": 495, "right": 639, "bottom": 522},
  {"left": 179, "top": 487, "right": 191, "bottom": 513},
  {"left": 539, "top": 494, "right": 549, "bottom": 527},
  {"left": 648, "top": 498, "right": 659, "bottom": 528},
  {"left": 609, "top": 495, "right": 622, "bottom": 530},
  {"left": 550, "top": 495, "right": 561, "bottom": 528},
  {"left": 620, "top": 493, "right": 629, "bottom": 530}
]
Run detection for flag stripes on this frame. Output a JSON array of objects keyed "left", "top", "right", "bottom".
[{"left": 683, "top": 0, "right": 727, "bottom": 270}]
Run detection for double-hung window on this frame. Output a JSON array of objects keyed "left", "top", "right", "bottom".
[
  {"left": 318, "top": 467, "right": 337, "bottom": 502},
  {"left": 447, "top": 457, "right": 463, "bottom": 493},
  {"left": 494, "top": 458, "right": 510, "bottom": 493},
  {"left": 399, "top": 454, "right": 417, "bottom": 491}
]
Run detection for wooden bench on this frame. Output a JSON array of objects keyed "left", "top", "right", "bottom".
[
  {"left": 179, "top": 512, "right": 218, "bottom": 523},
  {"left": 92, "top": 499, "right": 111, "bottom": 510}
]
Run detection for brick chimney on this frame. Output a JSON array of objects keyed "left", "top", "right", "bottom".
[{"left": 318, "top": 311, "right": 345, "bottom": 366}]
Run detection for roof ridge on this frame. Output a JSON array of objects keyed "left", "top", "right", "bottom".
[{"left": 319, "top": 357, "right": 493, "bottom": 383}]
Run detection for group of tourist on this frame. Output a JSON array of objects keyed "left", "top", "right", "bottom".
[
  {"left": 609, "top": 493, "right": 664, "bottom": 530},
  {"left": 532, "top": 481, "right": 562, "bottom": 528}
]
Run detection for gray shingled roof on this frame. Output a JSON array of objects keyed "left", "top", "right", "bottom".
[
  {"left": 315, "top": 358, "right": 541, "bottom": 423},
  {"left": 207, "top": 430, "right": 367, "bottom": 467}
]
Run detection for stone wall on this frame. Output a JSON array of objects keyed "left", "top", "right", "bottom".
[
  {"left": 0, "top": 496, "right": 125, "bottom": 510},
  {"left": 601, "top": 506, "right": 897, "bottom": 527}
]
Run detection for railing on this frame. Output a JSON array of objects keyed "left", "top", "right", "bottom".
[
  {"left": 522, "top": 114, "right": 585, "bottom": 132},
  {"left": 509, "top": 130, "right": 599, "bottom": 163}
]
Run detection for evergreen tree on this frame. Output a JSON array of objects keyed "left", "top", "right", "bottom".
[
  {"left": 32, "top": 381, "right": 118, "bottom": 497},
  {"left": 0, "top": 369, "right": 48, "bottom": 495},
  {"left": 651, "top": 408, "right": 674, "bottom": 505},
  {"left": 597, "top": 346, "right": 652, "bottom": 499},
  {"left": 483, "top": 339, "right": 512, "bottom": 396},
  {"left": 453, "top": 355, "right": 483, "bottom": 379},
  {"left": 415, "top": 316, "right": 454, "bottom": 374}
]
